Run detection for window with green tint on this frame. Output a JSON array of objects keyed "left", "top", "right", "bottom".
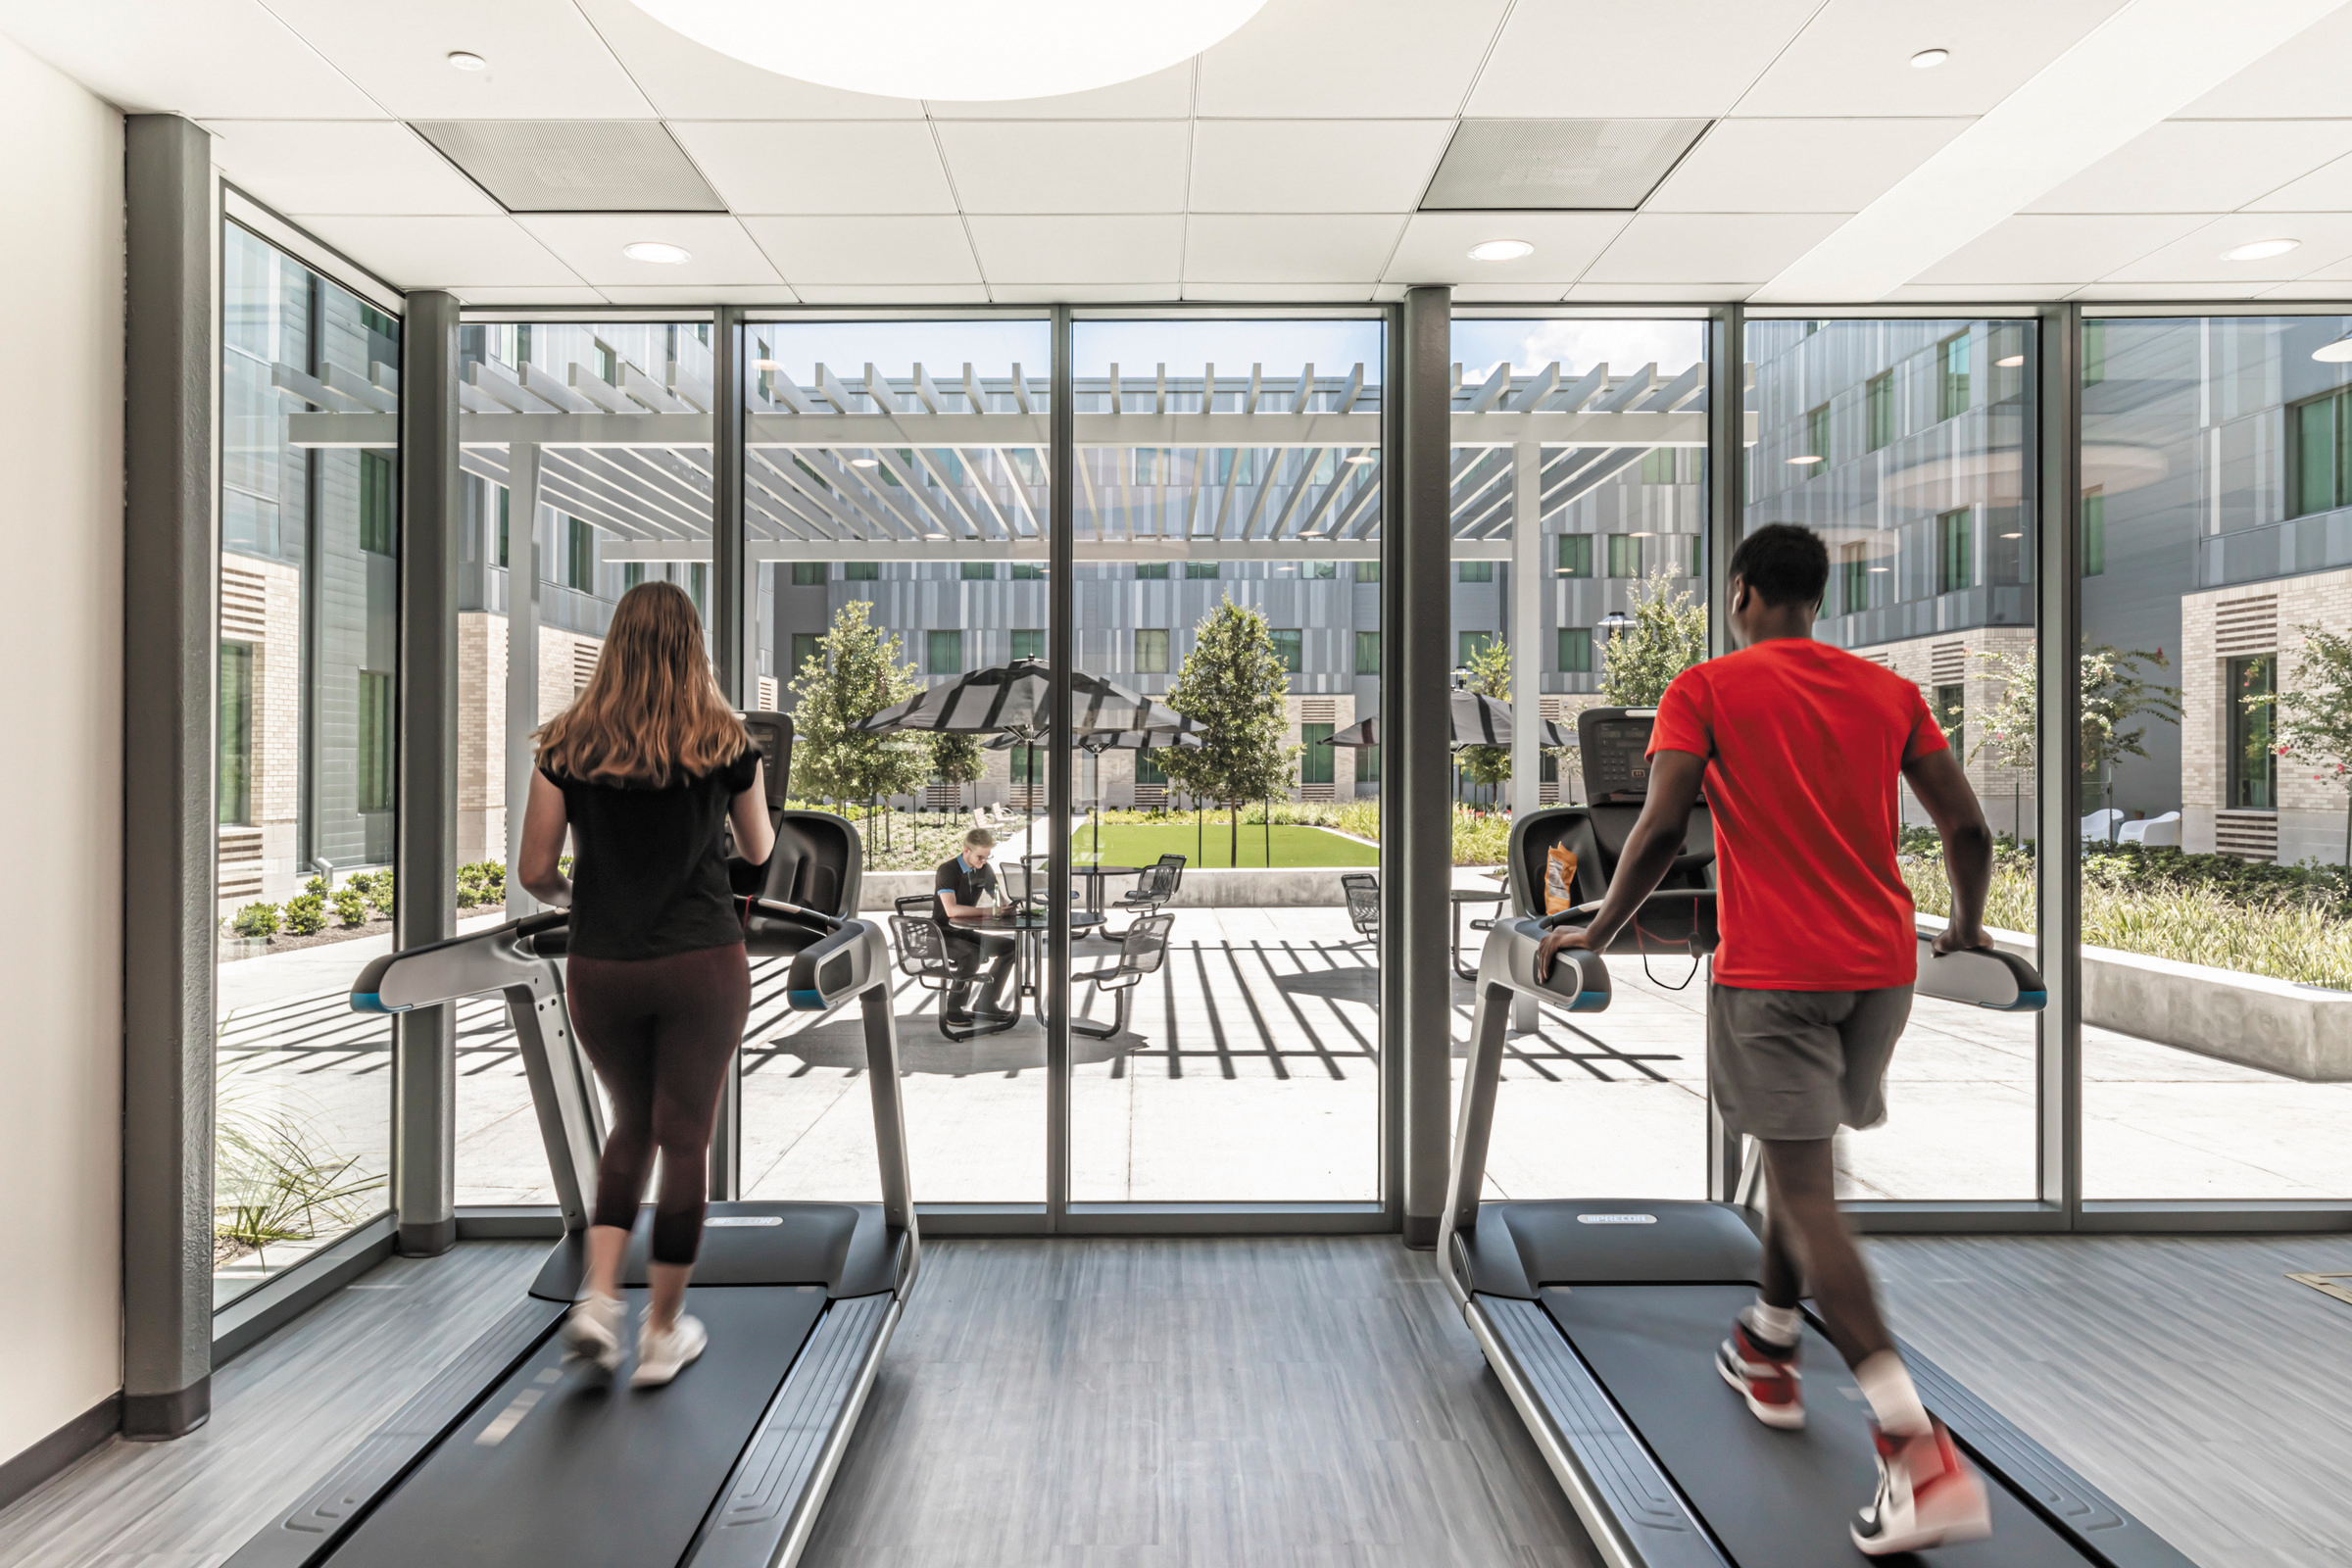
[
  {"left": 1306, "top": 560, "right": 1337, "bottom": 579},
  {"left": 1010, "top": 745, "right": 1043, "bottom": 785},
  {"left": 1135, "top": 448, "right": 1162, "bottom": 483},
  {"left": 688, "top": 564, "right": 708, "bottom": 615},
  {"left": 1010, "top": 628, "right": 1044, "bottom": 661},
  {"left": 1938, "top": 332, "right": 1971, "bottom": 420},
  {"left": 1934, "top": 682, "right": 1966, "bottom": 756},
  {"left": 1640, "top": 448, "right": 1676, "bottom": 484},
  {"left": 1135, "top": 628, "right": 1169, "bottom": 673},
  {"left": 1458, "top": 561, "right": 1494, "bottom": 582},
  {"left": 1353, "top": 631, "right": 1380, "bottom": 675},
  {"left": 1936, "top": 508, "right": 1973, "bottom": 594},
  {"left": 1840, "top": 542, "right": 1869, "bottom": 613},
  {"left": 495, "top": 484, "right": 509, "bottom": 567},
  {"left": 1557, "top": 533, "right": 1593, "bottom": 578},
  {"left": 565, "top": 516, "right": 594, "bottom": 589},
  {"left": 845, "top": 561, "right": 879, "bottom": 581},
  {"left": 1866, "top": 372, "right": 1893, "bottom": 452},
  {"left": 1299, "top": 723, "right": 1335, "bottom": 785},
  {"left": 1805, "top": 403, "right": 1831, "bottom": 468},
  {"left": 1457, "top": 630, "right": 1494, "bottom": 666},
  {"left": 1557, "top": 627, "right": 1592, "bottom": 673},
  {"left": 1605, "top": 534, "right": 1641, "bottom": 577},
  {"left": 961, "top": 562, "right": 995, "bottom": 580},
  {"left": 1135, "top": 562, "right": 1169, "bottom": 580},
  {"left": 791, "top": 632, "right": 822, "bottom": 674},
  {"left": 1187, "top": 560, "right": 1220, "bottom": 579},
  {"left": 2082, "top": 320, "right": 2107, "bottom": 386},
  {"left": 1135, "top": 746, "right": 1167, "bottom": 785},
  {"left": 1356, "top": 744, "right": 1381, "bottom": 785},
  {"left": 1271, "top": 628, "right": 1302, "bottom": 672},
  {"left": 622, "top": 564, "right": 644, "bottom": 591},
  {"left": 2290, "top": 389, "right": 2352, "bottom": 516},
  {"left": 1010, "top": 562, "right": 1044, "bottom": 579},
  {"left": 218, "top": 642, "right": 253, "bottom": 825},
  {"left": 2230, "top": 655, "right": 2276, "bottom": 809},
  {"left": 927, "top": 629, "right": 963, "bottom": 674},
  {"left": 360, "top": 451, "right": 395, "bottom": 555},
  {"left": 2082, "top": 487, "right": 2106, "bottom": 576},
  {"left": 792, "top": 561, "right": 826, "bottom": 586},
  {"left": 792, "top": 456, "right": 831, "bottom": 491},
  {"left": 1356, "top": 561, "right": 1381, "bottom": 583},
  {"left": 595, "top": 340, "right": 617, "bottom": 384},
  {"left": 1684, "top": 534, "right": 1701, "bottom": 578},
  {"left": 358, "top": 670, "right": 395, "bottom": 813}
]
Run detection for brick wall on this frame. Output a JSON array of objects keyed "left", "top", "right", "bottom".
[
  {"left": 220, "top": 555, "right": 305, "bottom": 912},
  {"left": 2182, "top": 564, "right": 2352, "bottom": 862},
  {"left": 1868, "top": 626, "right": 2036, "bottom": 838}
]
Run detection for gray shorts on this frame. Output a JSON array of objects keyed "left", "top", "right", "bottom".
[{"left": 1707, "top": 983, "right": 1913, "bottom": 1141}]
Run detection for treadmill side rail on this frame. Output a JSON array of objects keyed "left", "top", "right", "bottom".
[{"left": 1472, "top": 1295, "right": 1731, "bottom": 1568}]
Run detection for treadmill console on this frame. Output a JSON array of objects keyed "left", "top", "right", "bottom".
[{"left": 1576, "top": 706, "right": 1658, "bottom": 804}]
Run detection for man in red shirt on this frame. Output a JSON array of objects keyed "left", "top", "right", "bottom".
[{"left": 1538, "top": 523, "right": 1997, "bottom": 1556}]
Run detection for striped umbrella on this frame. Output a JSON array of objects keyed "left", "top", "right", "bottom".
[
  {"left": 1321, "top": 691, "right": 1575, "bottom": 751},
  {"left": 857, "top": 657, "right": 1194, "bottom": 744}
]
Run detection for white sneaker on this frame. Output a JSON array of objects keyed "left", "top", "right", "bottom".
[
  {"left": 631, "top": 1313, "right": 708, "bottom": 1388},
  {"left": 1852, "top": 1417, "right": 1993, "bottom": 1556},
  {"left": 560, "top": 1292, "right": 626, "bottom": 1374}
]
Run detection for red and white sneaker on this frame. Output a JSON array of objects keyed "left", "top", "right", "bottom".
[
  {"left": 1714, "top": 1321, "right": 1804, "bottom": 1430},
  {"left": 1852, "top": 1417, "right": 1992, "bottom": 1555}
]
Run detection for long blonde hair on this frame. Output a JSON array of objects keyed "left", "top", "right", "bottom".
[{"left": 535, "top": 581, "right": 749, "bottom": 786}]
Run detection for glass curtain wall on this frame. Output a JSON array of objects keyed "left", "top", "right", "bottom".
[
  {"left": 744, "top": 317, "right": 1054, "bottom": 1204},
  {"left": 1067, "top": 317, "right": 1386, "bottom": 1202},
  {"left": 2079, "top": 314, "right": 2352, "bottom": 1200},
  {"left": 1447, "top": 317, "right": 1712, "bottom": 1199},
  {"left": 450, "top": 316, "right": 719, "bottom": 1206},
  {"left": 214, "top": 223, "right": 399, "bottom": 1301},
  {"left": 1744, "top": 316, "right": 2039, "bottom": 1200}
]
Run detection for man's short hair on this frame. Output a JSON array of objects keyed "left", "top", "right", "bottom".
[
  {"left": 963, "top": 826, "right": 997, "bottom": 850},
  {"left": 1727, "top": 523, "right": 1830, "bottom": 609}
]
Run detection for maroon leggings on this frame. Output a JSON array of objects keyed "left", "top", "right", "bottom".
[{"left": 566, "top": 943, "right": 750, "bottom": 1265}]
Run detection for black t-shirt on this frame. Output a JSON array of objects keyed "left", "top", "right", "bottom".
[
  {"left": 543, "top": 749, "right": 761, "bottom": 960},
  {"left": 933, "top": 854, "right": 1001, "bottom": 929}
]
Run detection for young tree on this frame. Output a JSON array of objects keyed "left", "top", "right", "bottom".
[
  {"left": 1455, "top": 636, "right": 1515, "bottom": 803},
  {"left": 929, "top": 731, "right": 987, "bottom": 819},
  {"left": 1600, "top": 567, "right": 1708, "bottom": 708},
  {"left": 1970, "top": 643, "right": 2181, "bottom": 842},
  {"left": 2248, "top": 622, "right": 2352, "bottom": 866},
  {"left": 786, "top": 601, "right": 932, "bottom": 837},
  {"left": 1157, "top": 596, "right": 1299, "bottom": 865},
  {"left": 1969, "top": 647, "right": 2037, "bottom": 843}
]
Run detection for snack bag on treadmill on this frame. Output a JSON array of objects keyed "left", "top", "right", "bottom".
[{"left": 1544, "top": 844, "right": 1579, "bottom": 914}]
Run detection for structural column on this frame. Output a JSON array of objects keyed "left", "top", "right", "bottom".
[
  {"left": 1047, "top": 307, "right": 1076, "bottom": 1227},
  {"left": 503, "top": 444, "right": 541, "bottom": 919},
  {"left": 709, "top": 307, "right": 746, "bottom": 1200},
  {"left": 1398, "top": 286, "right": 1454, "bottom": 1247},
  {"left": 394, "top": 290, "right": 463, "bottom": 1256},
  {"left": 121, "top": 112, "right": 217, "bottom": 1440},
  {"left": 1507, "top": 443, "right": 1543, "bottom": 1035},
  {"left": 2034, "top": 304, "right": 2084, "bottom": 1222},
  {"left": 1703, "top": 303, "right": 1746, "bottom": 1201}
]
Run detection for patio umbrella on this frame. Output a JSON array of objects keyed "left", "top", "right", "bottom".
[
  {"left": 1321, "top": 691, "right": 1575, "bottom": 751},
  {"left": 987, "top": 728, "right": 1201, "bottom": 858},
  {"left": 857, "top": 656, "right": 1193, "bottom": 745}
]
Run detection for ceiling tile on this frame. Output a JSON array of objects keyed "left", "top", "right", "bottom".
[
  {"left": 787, "top": 284, "right": 993, "bottom": 305},
  {"left": 2072, "top": 281, "right": 2272, "bottom": 300},
  {"left": 1468, "top": 0, "right": 1821, "bottom": 117},
  {"left": 570, "top": 0, "right": 921, "bottom": 119},
  {"left": 2176, "top": 7, "right": 2352, "bottom": 117},
  {"left": 2026, "top": 119, "right": 2352, "bottom": 214},
  {"left": 2247, "top": 150, "right": 2352, "bottom": 214},
  {"left": 989, "top": 283, "right": 1182, "bottom": 304},
  {"left": 924, "top": 63, "right": 1194, "bottom": 120},
  {"left": 668, "top": 122, "right": 955, "bottom": 214},
  {"left": 1183, "top": 216, "right": 1403, "bottom": 283},
  {"left": 1646, "top": 119, "right": 1971, "bottom": 214},
  {"left": 1583, "top": 213, "right": 1847, "bottom": 284},
  {"left": 0, "top": 0, "right": 382, "bottom": 117},
  {"left": 934, "top": 121, "right": 1190, "bottom": 214},
  {"left": 2106, "top": 213, "right": 2352, "bottom": 283},
  {"left": 966, "top": 217, "right": 1187, "bottom": 284},
  {"left": 1197, "top": 0, "right": 1511, "bottom": 118},
  {"left": 451, "top": 286, "right": 608, "bottom": 306},
  {"left": 1882, "top": 283, "right": 2075, "bottom": 303},
  {"left": 739, "top": 216, "right": 982, "bottom": 285},
  {"left": 1448, "top": 283, "right": 1572, "bottom": 303},
  {"left": 299, "top": 215, "right": 585, "bottom": 289},
  {"left": 2255, "top": 280, "right": 2352, "bottom": 299},
  {"left": 1372, "top": 283, "right": 1409, "bottom": 301},
  {"left": 1911, "top": 214, "right": 2208, "bottom": 285},
  {"left": 265, "top": 0, "right": 654, "bottom": 119},
  {"left": 1190, "top": 120, "right": 1454, "bottom": 214},
  {"left": 596, "top": 284, "right": 799, "bottom": 305},
  {"left": 1735, "top": 0, "right": 2131, "bottom": 118},
  {"left": 1182, "top": 282, "right": 1381, "bottom": 302},
  {"left": 205, "top": 121, "right": 498, "bottom": 215},
  {"left": 1562, "top": 282, "right": 1745, "bottom": 302},
  {"left": 1383, "top": 212, "right": 1630, "bottom": 285},
  {"left": 514, "top": 213, "right": 782, "bottom": 286}
]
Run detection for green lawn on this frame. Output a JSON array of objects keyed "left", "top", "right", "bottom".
[{"left": 1071, "top": 822, "right": 1377, "bottom": 869}]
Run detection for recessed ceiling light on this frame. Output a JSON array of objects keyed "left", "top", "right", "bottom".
[
  {"left": 629, "top": 0, "right": 1267, "bottom": 102},
  {"left": 447, "top": 50, "right": 487, "bottom": 71},
  {"left": 2222, "top": 238, "right": 2299, "bottom": 262},
  {"left": 1909, "top": 48, "right": 1949, "bottom": 69},
  {"left": 849, "top": 457, "right": 878, "bottom": 468},
  {"left": 752, "top": 359, "right": 783, "bottom": 371},
  {"left": 1345, "top": 453, "right": 1376, "bottom": 464},
  {"left": 2000, "top": 531, "right": 2024, "bottom": 539},
  {"left": 1996, "top": 354, "right": 2025, "bottom": 368},
  {"left": 1869, "top": 565, "right": 1891, "bottom": 572},
  {"left": 1467, "top": 238, "right": 1535, "bottom": 263},
  {"left": 622, "top": 241, "right": 692, "bottom": 265},
  {"left": 2315, "top": 330, "right": 2352, "bottom": 364},
  {"left": 1787, "top": 454, "right": 1823, "bottom": 465}
]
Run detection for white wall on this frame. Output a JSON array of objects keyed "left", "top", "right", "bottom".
[{"left": 0, "top": 29, "right": 123, "bottom": 1468}]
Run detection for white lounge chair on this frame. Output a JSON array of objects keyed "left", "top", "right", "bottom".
[
  {"left": 2081, "top": 808, "right": 2125, "bottom": 843},
  {"left": 2118, "top": 810, "right": 2181, "bottom": 848}
]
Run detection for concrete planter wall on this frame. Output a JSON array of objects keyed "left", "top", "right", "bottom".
[{"left": 860, "top": 865, "right": 1360, "bottom": 912}]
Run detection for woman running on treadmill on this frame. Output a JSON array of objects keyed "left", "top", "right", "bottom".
[
  {"left": 518, "top": 580, "right": 775, "bottom": 1389},
  {"left": 1538, "top": 523, "right": 1998, "bottom": 1556}
]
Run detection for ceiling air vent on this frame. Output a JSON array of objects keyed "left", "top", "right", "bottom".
[
  {"left": 1421, "top": 119, "right": 1710, "bottom": 212},
  {"left": 414, "top": 121, "right": 726, "bottom": 214}
]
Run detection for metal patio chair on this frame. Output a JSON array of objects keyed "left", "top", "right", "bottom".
[
  {"left": 1070, "top": 912, "right": 1174, "bottom": 1040},
  {"left": 1341, "top": 872, "right": 1379, "bottom": 947}
]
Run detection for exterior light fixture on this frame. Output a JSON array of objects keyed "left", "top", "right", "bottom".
[
  {"left": 1787, "top": 454, "right": 1823, "bottom": 465},
  {"left": 447, "top": 50, "right": 487, "bottom": 70},
  {"left": 626, "top": 0, "right": 1268, "bottom": 102},
  {"left": 1868, "top": 565, "right": 1891, "bottom": 572},
  {"left": 1597, "top": 612, "right": 1631, "bottom": 635},
  {"left": 1345, "top": 453, "right": 1376, "bottom": 464},
  {"left": 2222, "top": 238, "right": 2299, "bottom": 262},
  {"left": 1468, "top": 239, "right": 1535, "bottom": 263},
  {"left": 1909, "top": 48, "right": 1949, "bottom": 69},
  {"left": 2314, "top": 329, "right": 2352, "bottom": 364},
  {"left": 622, "top": 241, "right": 693, "bottom": 264},
  {"left": 1995, "top": 355, "right": 2025, "bottom": 368},
  {"left": 850, "top": 457, "right": 879, "bottom": 467},
  {"left": 1999, "top": 531, "right": 2023, "bottom": 539}
]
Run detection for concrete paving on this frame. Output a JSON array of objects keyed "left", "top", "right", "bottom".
[{"left": 208, "top": 906, "right": 2352, "bottom": 1266}]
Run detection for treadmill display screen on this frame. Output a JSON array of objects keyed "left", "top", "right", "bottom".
[{"left": 1582, "top": 717, "right": 1653, "bottom": 801}]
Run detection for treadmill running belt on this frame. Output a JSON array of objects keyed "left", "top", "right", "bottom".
[
  {"left": 328, "top": 1285, "right": 827, "bottom": 1568},
  {"left": 1542, "top": 1285, "right": 2088, "bottom": 1568}
]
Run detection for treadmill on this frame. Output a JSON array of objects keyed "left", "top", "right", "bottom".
[
  {"left": 1439, "top": 710, "right": 2192, "bottom": 1568},
  {"left": 227, "top": 712, "right": 915, "bottom": 1568}
]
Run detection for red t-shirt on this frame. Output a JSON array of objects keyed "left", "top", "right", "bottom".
[{"left": 1647, "top": 639, "right": 1946, "bottom": 991}]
